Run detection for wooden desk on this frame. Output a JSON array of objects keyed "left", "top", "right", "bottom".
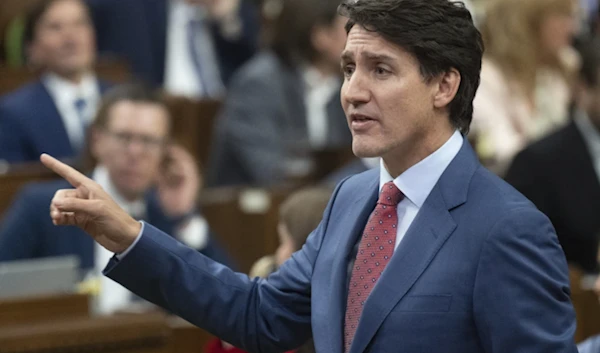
[
  {"left": 0, "top": 313, "right": 213, "bottom": 353},
  {"left": 0, "top": 293, "right": 89, "bottom": 328},
  {"left": 201, "top": 186, "right": 294, "bottom": 273},
  {"left": 570, "top": 267, "right": 600, "bottom": 343}
]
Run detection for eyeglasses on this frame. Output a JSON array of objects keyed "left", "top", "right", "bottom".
[{"left": 103, "top": 129, "right": 167, "bottom": 152}]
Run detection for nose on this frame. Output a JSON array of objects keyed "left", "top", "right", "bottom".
[
  {"left": 342, "top": 70, "right": 371, "bottom": 107},
  {"left": 125, "top": 138, "right": 146, "bottom": 158}
]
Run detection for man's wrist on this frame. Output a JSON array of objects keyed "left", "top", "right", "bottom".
[{"left": 124, "top": 218, "right": 143, "bottom": 252}]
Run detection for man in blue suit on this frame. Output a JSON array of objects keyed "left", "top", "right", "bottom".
[
  {"left": 0, "top": 0, "right": 111, "bottom": 163},
  {"left": 1, "top": 84, "right": 232, "bottom": 314},
  {"left": 86, "top": 0, "right": 259, "bottom": 97},
  {"left": 41, "top": 0, "right": 578, "bottom": 351}
]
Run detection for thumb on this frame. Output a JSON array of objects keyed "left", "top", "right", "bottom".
[{"left": 55, "top": 197, "right": 99, "bottom": 215}]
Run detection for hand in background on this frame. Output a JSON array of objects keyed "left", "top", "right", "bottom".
[
  {"left": 157, "top": 145, "right": 201, "bottom": 219},
  {"left": 41, "top": 154, "right": 141, "bottom": 254},
  {"left": 185, "top": 0, "right": 241, "bottom": 21}
]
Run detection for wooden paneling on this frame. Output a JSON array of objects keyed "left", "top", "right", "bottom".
[
  {"left": 201, "top": 186, "right": 293, "bottom": 273},
  {"left": 0, "top": 60, "right": 130, "bottom": 96},
  {"left": 0, "top": 293, "right": 89, "bottom": 328},
  {"left": 164, "top": 96, "right": 221, "bottom": 169},
  {"left": 0, "top": 161, "right": 60, "bottom": 217}
]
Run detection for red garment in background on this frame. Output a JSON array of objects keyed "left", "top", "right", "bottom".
[{"left": 205, "top": 338, "right": 295, "bottom": 353}]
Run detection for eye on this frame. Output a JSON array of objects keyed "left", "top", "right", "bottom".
[
  {"left": 343, "top": 64, "right": 356, "bottom": 77},
  {"left": 375, "top": 66, "right": 391, "bottom": 76}
]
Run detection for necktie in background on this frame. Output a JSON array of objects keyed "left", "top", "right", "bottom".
[{"left": 73, "top": 97, "right": 88, "bottom": 152}]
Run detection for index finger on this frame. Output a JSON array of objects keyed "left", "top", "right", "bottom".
[{"left": 40, "top": 154, "right": 90, "bottom": 188}]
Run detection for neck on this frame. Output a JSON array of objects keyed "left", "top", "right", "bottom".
[
  {"left": 382, "top": 127, "right": 455, "bottom": 179},
  {"left": 55, "top": 70, "right": 87, "bottom": 85},
  {"left": 115, "top": 185, "right": 144, "bottom": 203}
]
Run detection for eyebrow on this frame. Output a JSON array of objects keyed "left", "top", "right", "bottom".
[{"left": 340, "top": 51, "right": 396, "bottom": 63}]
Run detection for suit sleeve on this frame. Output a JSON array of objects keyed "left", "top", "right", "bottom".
[
  {"left": 104, "top": 179, "right": 345, "bottom": 353},
  {"left": 217, "top": 71, "right": 286, "bottom": 185},
  {"left": 473, "top": 207, "right": 578, "bottom": 353},
  {"left": 0, "top": 186, "right": 43, "bottom": 261}
]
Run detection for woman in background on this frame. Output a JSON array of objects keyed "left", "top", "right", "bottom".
[
  {"left": 471, "top": 0, "right": 579, "bottom": 175},
  {"left": 206, "top": 187, "right": 332, "bottom": 353}
]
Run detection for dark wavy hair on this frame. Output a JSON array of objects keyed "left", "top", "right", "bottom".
[{"left": 338, "top": 0, "right": 484, "bottom": 134}]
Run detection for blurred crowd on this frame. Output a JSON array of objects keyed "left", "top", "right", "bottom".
[{"left": 4, "top": 0, "right": 600, "bottom": 351}]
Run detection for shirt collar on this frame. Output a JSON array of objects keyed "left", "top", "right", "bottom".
[
  {"left": 379, "top": 130, "right": 464, "bottom": 208},
  {"left": 575, "top": 110, "right": 600, "bottom": 157},
  {"left": 42, "top": 72, "right": 99, "bottom": 105},
  {"left": 92, "top": 165, "right": 146, "bottom": 219}
]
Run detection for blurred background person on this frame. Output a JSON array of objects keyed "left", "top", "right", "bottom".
[
  {"left": 471, "top": 0, "right": 579, "bottom": 175},
  {"left": 0, "top": 0, "right": 110, "bottom": 163},
  {"left": 86, "top": 0, "right": 260, "bottom": 98},
  {"left": 505, "top": 38, "right": 600, "bottom": 274},
  {"left": 206, "top": 0, "right": 351, "bottom": 187},
  {"left": 206, "top": 186, "right": 331, "bottom": 353},
  {"left": 0, "top": 84, "right": 232, "bottom": 314}
]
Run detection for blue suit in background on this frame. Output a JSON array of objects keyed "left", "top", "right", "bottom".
[
  {"left": 86, "top": 0, "right": 259, "bottom": 87},
  {"left": 104, "top": 140, "right": 578, "bottom": 353},
  {"left": 0, "top": 180, "right": 233, "bottom": 272},
  {"left": 0, "top": 80, "right": 110, "bottom": 163}
]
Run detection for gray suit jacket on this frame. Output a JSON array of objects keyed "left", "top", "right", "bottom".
[{"left": 206, "top": 51, "right": 351, "bottom": 187}]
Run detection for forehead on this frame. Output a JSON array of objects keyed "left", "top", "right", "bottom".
[
  {"left": 106, "top": 101, "right": 170, "bottom": 136},
  {"left": 41, "top": 0, "right": 87, "bottom": 20},
  {"left": 342, "top": 25, "right": 409, "bottom": 60}
]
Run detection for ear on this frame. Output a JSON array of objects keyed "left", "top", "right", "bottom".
[
  {"left": 89, "top": 127, "right": 103, "bottom": 161},
  {"left": 433, "top": 68, "right": 461, "bottom": 110}
]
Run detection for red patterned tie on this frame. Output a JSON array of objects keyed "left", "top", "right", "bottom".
[{"left": 344, "top": 181, "right": 403, "bottom": 353}]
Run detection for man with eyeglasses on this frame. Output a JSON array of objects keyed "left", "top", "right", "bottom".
[{"left": 0, "top": 84, "right": 232, "bottom": 314}]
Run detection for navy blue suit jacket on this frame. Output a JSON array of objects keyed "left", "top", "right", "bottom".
[
  {"left": 0, "top": 80, "right": 111, "bottom": 163},
  {"left": 104, "top": 140, "right": 577, "bottom": 353},
  {"left": 87, "top": 0, "right": 259, "bottom": 86},
  {"left": 0, "top": 180, "right": 233, "bottom": 272}
]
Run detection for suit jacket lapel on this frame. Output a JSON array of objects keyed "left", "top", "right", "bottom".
[
  {"left": 319, "top": 175, "right": 378, "bottom": 353},
  {"left": 567, "top": 123, "right": 600, "bottom": 205},
  {"left": 349, "top": 140, "right": 478, "bottom": 353},
  {"left": 35, "top": 82, "right": 74, "bottom": 156}
]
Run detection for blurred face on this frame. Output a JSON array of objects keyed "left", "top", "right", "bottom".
[
  {"left": 313, "top": 16, "right": 348, "bottom": 71},
  {"left": 275, "top": 222, "right": 296, "bottom": 267},
  {"left": 539, "top": 12, "right": 576, "bottom": 55},
  {"left": 92, "top": 101, "right": 170, "bottom": 200},
  {"left": 341, "top": 26, "right": 456, "bottom": 174},
  {"left": 29, "top": 0, "right": 95, "bottom": 79}
]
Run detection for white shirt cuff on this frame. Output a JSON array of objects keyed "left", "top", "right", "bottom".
[{"left": 115, "top": 221, "right": 145, "bottom": 260}]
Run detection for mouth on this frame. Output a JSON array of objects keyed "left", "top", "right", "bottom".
[{"left": 350, "top": 114, "right": 377, "bottom": 132}]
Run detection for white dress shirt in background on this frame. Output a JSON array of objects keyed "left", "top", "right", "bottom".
[
  {"left": 302, "top": 67, "right": 340, "bottom": 149},
  {"left": 43, "top": 72, "right": 100, "bottom": 152},
  {"left": 164, "top": 0, "right": 224, "bottom": 99}
]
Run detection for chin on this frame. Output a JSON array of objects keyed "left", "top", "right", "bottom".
[{"left": 352, "top": 138, "right": 386, "bottom": 158}]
